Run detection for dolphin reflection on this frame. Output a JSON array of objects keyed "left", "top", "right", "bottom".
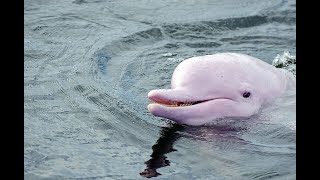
[
  {"left": 140, "top": 124, "right": 184, "bottom": 178},
  {"left": 139, "top": 121, "right": 250, "bottom": 178}
]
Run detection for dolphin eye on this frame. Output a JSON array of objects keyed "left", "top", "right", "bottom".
[{"left": 243, "top": 92, "right": 251, "bottom": 98}]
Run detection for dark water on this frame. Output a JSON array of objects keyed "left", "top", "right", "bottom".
[{"left": 24, "top": 0, "right": 296, "bottom": 179}]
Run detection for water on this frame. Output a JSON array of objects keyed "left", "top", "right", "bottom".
[{"left": 24, "top": 0, "right": 296, "bottom": 179}]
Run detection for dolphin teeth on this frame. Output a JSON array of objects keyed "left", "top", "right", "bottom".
[
  {"left": 178, "top": 102, "right": 193, "bottom": 106},
  {"left": 156, "top": 101, "right": 197, "bottom": 107}
]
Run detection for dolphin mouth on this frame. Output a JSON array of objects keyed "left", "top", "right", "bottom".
[
  {"left": 149, "top": 96, "right": 230, "bottom": 107},
  {"left": 147, "top": 90, "right": 238, "bottom": 125},
  {"left": 147, "top": 89, "right": 234, "bottom": 113}
]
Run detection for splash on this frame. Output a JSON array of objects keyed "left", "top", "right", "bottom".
[{"left": 272, "top": 51, "right": 296, "bottom": 76}]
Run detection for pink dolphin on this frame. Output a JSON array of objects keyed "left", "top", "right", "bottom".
[{"left": 148, "top": 53, "right": 293, "bottom": 126}]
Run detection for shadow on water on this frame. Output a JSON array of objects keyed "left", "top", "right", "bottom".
[{"left": 140, "top": 124, "right": 185, "bottom": 178}]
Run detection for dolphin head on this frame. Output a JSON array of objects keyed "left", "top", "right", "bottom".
[{"left": 147, "top": 53, "right": 287, "bottom": 126}]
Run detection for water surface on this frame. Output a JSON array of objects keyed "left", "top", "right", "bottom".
[{"left": 24, "top": 0, "right": 296, "bottom": 179}]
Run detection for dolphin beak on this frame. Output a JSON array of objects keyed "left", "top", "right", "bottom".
[{"left": 148, "top": 89, "right": 197, "bottom": 104}]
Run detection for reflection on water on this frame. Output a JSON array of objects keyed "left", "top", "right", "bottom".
[
  {"left": 139, "top": 121, "right": 250, "bottom": 178},
  {"left": 140, "top": 124, "right": 184, "bottom": 178}
]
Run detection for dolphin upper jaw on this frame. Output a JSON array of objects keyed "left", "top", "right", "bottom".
[{"left": 148, "top": 89, "right": 199, "bottom": 103}]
